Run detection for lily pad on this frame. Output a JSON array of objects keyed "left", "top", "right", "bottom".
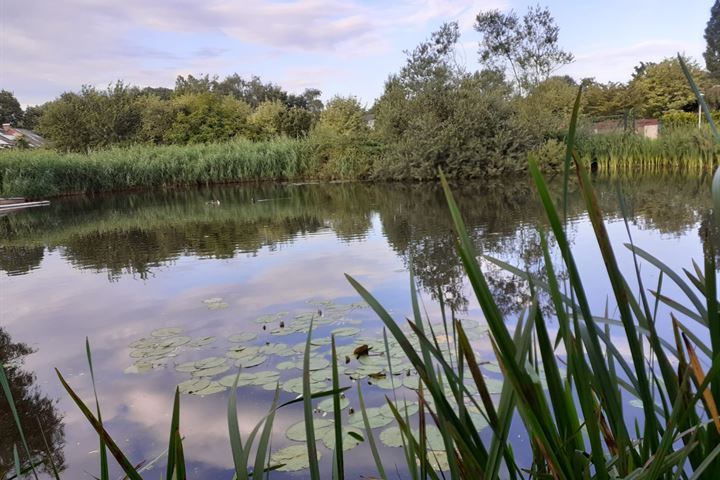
[
  {"left": 228, "top": 332, "right": 257, "bottom": 343},
  {"left": 151, "top": 327, "right": 183, "bottom": 338},
  {"left": 234, "top": 354, "right": 267, "bottom": 368},
  {"left": 191, "top": 381, "right": 227, "bottom": 396},
  {"left": 219, "top": 372, "right": 259, "bottom": 388},
  {"left": 270, "top": 444, "right": 321, "bottom": 472},
  {"left": 192, "top": 364, "right": 231, "bottom": 377},
  {"left": 276, "top": 361, "right": 297, "bottom": 370},
  {"left": 317, "top": 396, "right": 350, "bottom": 412},
  {"left": 331, "top": 327, "right": 361, "bottom": 337},
  {"left": 187, "top": 336, "right": 216, "bottom": 348},
  {"left": 259, "top": 343, "right": 292, "bottom": 356},
  {"left": 348, "top": 407, "right": 394, "bottom": 429},
  {"left": 286, "top": 418, "right": 334, "bottom": 442},
  {"left": 178, "top": 378, "right": 211, "bottom": 394},
  {"left": 255, "top": 312, "right": 288, "bottom": 324}
]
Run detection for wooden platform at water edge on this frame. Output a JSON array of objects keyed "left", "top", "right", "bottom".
[{"left": 0, "top": 197, "right": 50, "bottom": 212}]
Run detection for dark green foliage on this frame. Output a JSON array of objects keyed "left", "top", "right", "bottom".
[
  {"left": 705, "top": 0, "right": 720, "bottom": 82},
  {"left": 629, "top": 57, "right": 709, "bottom": 117},
  {"left": 474, "top": 4, "right": 573, "bottom": 93},
  {"left": 38, "top": 82, "right": 142, "bottom": 152},
  {"left": 372, "top": 23, "right": 531, "bottom": 179},
  {"left": 0, "top": 90, "right": 24, "bottom": 126},
  {"left": 308, "top": 96, "right": 375, "bottom": 179}
]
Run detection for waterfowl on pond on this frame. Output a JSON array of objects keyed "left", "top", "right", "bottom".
[{"left": 206, "top": 199, "right": 220, "bottom": 206}]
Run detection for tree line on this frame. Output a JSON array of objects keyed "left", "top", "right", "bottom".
[{"left": 1, "top": 3, "right": 720, "bottom": 179}]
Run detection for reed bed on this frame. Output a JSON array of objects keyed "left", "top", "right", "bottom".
[
  {"left": 576, "top": 127, "right": 720, "bottom": 174},
  {"left": 0, "top": 138, "right": 314, "bottom": 198}
]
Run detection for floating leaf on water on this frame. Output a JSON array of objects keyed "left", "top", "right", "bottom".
[
  {"left": 270, "top": 444, "right": 322, "bottom": 472},
  {"left": 124, "top": 359, "right": 166, "bottom": 374},
  {"left": 226, "top": 346, "right": 260, "bottom": 359},
  {"left": 151, "top": 327, "right": 183, "bottom": 338},
  {"left": 310, "top": 337, "right": 332, "bottom": 346},
  {"left": 255, "top": 312, "right": 288, "bottom": 324},
  {"left": 309, "top": 357, "right": 330, "bottom": 371},
  {"left": 129, "top": 338, "right": 157, "bottom": 349},
  {"left": 192, "top": 364, "right": 231, "bottom": 377},
  {"left": 259, "top": 343, "right": 292, "bottom": 356},
  {"left": 178, "top": 378, "right": 211, "bottom": 395},
  {"left": 228, "top": 332, "right": 257, "bottom": 343},
  {"left": 130, "top": 346, "right": 177, "bottom": 359},
  {"left": 250, "top": 370, "right": 280, "bottom": 386},
  {"left": 195, "top": 356, "right": 227, "bottom": 369},
  {"left": 281, "top": 377, "right": 327, "bottom": 394},
  {"left": 379, "top": 426, "right": 408, "bottom": 448},
  {"left": 319, "top": 425, "right": 364, "bottom": 451},
  {"left": 331, "top": 327, "right": 361, "bottom": 337},
  {"left": 348, "top": 407, "right": 394, "bottom": 429},
  {"left": 191, "top": 381, "right": 227, "bottom": 396},
  {"left": 276, "top": 361, "right": 297, "bottom": 370},
  {"left": 219, "top": 372, "right": 258, "bottom": 388},
  {"left": 187, "top": 336, "right": 216, "bottom": 348},
  {"left": 482, "top": 362, "right": 502, "bottom": 374},
  {"left": 286, "top": 418, "right": 334, "bottom": 442},
  {"left": 629, "top": 399, "right": 644, "bottom": 409},
  {"left": 379, "top": 401, "right": 419, "bottom": 419},
  {"left": 156, "top": 336, "right": 192, "bottom": 348},
  {"left": 310, "top": 369, "right": 332, "bottom": 382},
  {"left": 317, "top": 396, "right": 349, "bottom": 413},
  {"left": 234, "top": 354, "right": 267, "bottom": 368}
]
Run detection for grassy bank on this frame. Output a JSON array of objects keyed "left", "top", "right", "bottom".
[{"left": 0, "top": 138, "right": 315, "bottom": 198}]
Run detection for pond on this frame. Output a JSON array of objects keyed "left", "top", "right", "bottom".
[{"left": 0, "top": 174, "right": 714, "bottom": 478}]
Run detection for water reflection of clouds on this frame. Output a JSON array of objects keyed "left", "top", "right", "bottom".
[{"left": 1, "top": 178, "right": 714, "bottom": 478}]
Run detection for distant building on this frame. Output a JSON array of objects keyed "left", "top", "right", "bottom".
[
  {"left": 590, "top": 117, "right": 659, "bottom": 139},
  {"left": 0, "top": 123, "right": 46, "bottom": 149}
]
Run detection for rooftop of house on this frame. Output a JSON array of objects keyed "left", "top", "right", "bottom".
[{"left": 0, "top": 123, "right": 45, "bottom": 148}]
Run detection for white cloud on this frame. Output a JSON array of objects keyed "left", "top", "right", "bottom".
[{"left": 558, "top": 40, "right": 705, "bottom": 82}]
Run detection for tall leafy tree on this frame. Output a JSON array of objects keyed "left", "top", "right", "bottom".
[
  {"left": 474, "top": 4, "right": 573, "bottom": 94},
  {"left": 0, "top": 90, "right": 23, "bottom": 125},
  {"left": 705, "top": 0, "right": 720, "bottom": 81}
]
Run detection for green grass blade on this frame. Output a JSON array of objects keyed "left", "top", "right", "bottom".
[
  {"left": 86, "top": 338, "right": 109, "bottom": 480},
  {"left": 228, "top": 370, "right": 246, "bottom": 479},
  {"left": 37, "top": 418, "right": 62, "bottom": 480},
  {"left": 55, "top": 368, "right": 143, "bottom": 480},
  {"left": 252, "top": 386, "right": 280, "bottom": 480},
  {"left": 356, "top": 383, "right": 388, "bottom": 480},
  {"left": 678, "top": 54, "right": 720, "bottom": 141},
  {"left": 330, "top": 335, "right": 343, "bottom": 480},
  {"left": 303, "top": 317, "right": 321, "bottom": 480}
]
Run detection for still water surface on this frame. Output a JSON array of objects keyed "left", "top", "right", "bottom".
[{"left": 0, "top": 175, "right": 713, "bottom": 478}]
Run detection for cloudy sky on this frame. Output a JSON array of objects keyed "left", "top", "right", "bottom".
[{"left": 0, "top": 0, "right": 714, "bottom": 107}]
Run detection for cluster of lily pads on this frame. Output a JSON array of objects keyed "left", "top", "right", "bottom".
[{"left": 125, "top": 299, "right": 505, "bottom": 471}]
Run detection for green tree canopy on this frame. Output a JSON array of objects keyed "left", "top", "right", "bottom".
[
  {"left": 705, "top": 0, "right": 720, "bottom": 81},
  {"left": 628, "top": 56, "right": 709, "bottom": 117},
  {"left": 0, "top": 90, "right": 24, "bottom": 126},
  {"left": 474, "top": 4, "right": 573, "bottom": 93}
]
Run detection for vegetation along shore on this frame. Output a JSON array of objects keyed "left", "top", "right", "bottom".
[{"left": 4, "top": 4, "right": 720, "bottom": 198}]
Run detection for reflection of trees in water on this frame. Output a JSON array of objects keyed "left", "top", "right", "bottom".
[
  {"left": 0, "top": 246, "right": 44, "bottom": 276},
  {"left": 0, "top": 328, "right": 65, "bottom": 478},
  {"left": 0, "top": 175, "right": 713, "bottom": 308}
]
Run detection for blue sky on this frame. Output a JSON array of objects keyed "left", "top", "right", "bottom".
[{"left": 0, "top": 1, "right": 714, "bottom": 107}]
